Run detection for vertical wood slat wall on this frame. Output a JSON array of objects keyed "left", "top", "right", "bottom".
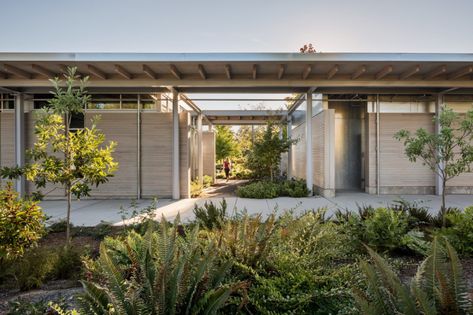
[
  {"left": 0, "top": 112, "right": 14, "bottom": 187},
  {"left": 202, "top": 131, "right": 216, "bottom": 180},
  {"left": 290, "top": 124, "right": 306, "bottom": 180}
]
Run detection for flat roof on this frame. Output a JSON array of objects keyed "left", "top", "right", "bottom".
[{"left": 1, "top": 52, "right": 473, "bottom": 94}]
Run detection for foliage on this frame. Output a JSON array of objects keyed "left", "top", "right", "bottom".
[
  {"left": 395, "top": 107, "right": 473, "bottom": 216},
  {"left": 336, "top": 207, "right": 429, "bottom": 254},
  {"left": 216, "top": 125, "right": 237, "bottom": 161},
  {"left": 203, "top": 175, "right": 213, "bottom": 188},
  {"left": 0, "top": 182, "right": 46, "bottom": 260},
  {"left": 79, "top": 216, "right": 244, "bottom": 314},
  {"left": 439, "top": 206, "right": 473, "bottom": 256},
  {"left": 299, "top": 43, "right": 317, "bottom": 53},
  {"left": 354, "top": 237, "right": 473, "bottom": 315},
  {"left": 191, "top": 179, "right": 203, "bottom": 197},
  {"left": 50, "top": 246, "right": 85, "bottom": 280},
  {"left": 11, "top": 247, "right": 57, "bottom": 291},
  {"left": 193, "top": 199, "right": 227, "bottom": 230},
  {"left": 236, "top": 179, "right": 309, "bottom": 198},
  {"left": 246, "top": 123, "right": 296, "bottom": 180},
  {"left": 7, "top": 297, "right": 71, "bottom": 315}
]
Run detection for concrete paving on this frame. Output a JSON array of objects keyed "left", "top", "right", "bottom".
[{"left": 40, "top": 192, "right": 473, "bottom": 227}]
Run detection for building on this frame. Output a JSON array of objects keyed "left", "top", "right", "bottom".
[{"left": 1, "top": 52, "right": 472, "bottom": 199}]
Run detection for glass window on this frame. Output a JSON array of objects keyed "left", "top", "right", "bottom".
[
  {"left": 87, "top": 102, "right": 120, "bottom": 110},
  {"left": 69, "top": 112, "right": 84, "bottom": 129},
  {"left": 141, "top": 100, "right": 157, "bottom": 110},
  {"left": 122, "top": 102, "right": 138, "bottom": 109}
]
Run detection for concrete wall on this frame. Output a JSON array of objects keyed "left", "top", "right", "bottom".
[
  {"left": 366, "top": 113, "right": 436, "bottom": 194},
  {"left": 179, "top": 112, "right": 191, "bottom": 198},
  {"left": 312, "top": 110, "right": 335, "bottom": 197},
  {"left": 290, "top": 123, "right": 306, "bottom": 179},
  {"left": 202, "top": 131, "right": 216, "bottom": 180}
]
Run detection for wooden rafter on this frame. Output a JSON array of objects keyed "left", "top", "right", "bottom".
[
  {"left": 252, "top": 64, "right": 257, "bottom": 80},
  {"left": 327, "top": 65, "right": 339, "bottom": 79},
  {"left": 351, "top": 65, "right": 366, "bottom": 79},
  {"left": 114, "top": 64, "right": 132, "bottom": 80},
  {"left": 3, "top": 64, "right": 32, "bottom": 79},
  {"left": 87, "top": 64, "right": 107, "bottom": 80},
  {"left": 142, "top": 64, "right": 157, "bottom": 79},
  {"left": 32, "top": 64, "right": 56, "bottom": 78},
  {"left": 170, "top": 64, "right": 181, "bottom": 79},
  {"left": 375, "top": 65, "right": 393, "bottom": 80},
  {"left": 448, "top": 65, "right": 473, "bottom": 80},
  {"left": 302, "top": 65, "right": 312, "bottom": 80},
  {"left": 425, "top": 65, "right": 447, "bottom": 79},
  {"left": 198, "top": 64, "right": 207, "bottom": 80},
  {"left": 400, "top": 65, "right": 420, "bottom": 80},
  {"left": 224, "top": 64, "right": 232, "bottom": 79},
  {"left": 278, "top": 64, "right": 285, "bottom": 79}
]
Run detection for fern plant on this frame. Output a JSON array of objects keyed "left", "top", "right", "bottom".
[
  {"left": 354, "top": 237, "right": 473, "bottom": 315},
  {"left": 193, "top": 199, "right": 227, "bottom": 230},
  {"left": 79, "top": 216, "right": 244, "bottom": 314}
]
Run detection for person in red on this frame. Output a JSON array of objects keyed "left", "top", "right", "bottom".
[{"left": 223, "top": 158, "right": 231, "bottom": 181}]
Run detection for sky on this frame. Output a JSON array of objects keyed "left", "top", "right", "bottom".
[
  {"left": 2, "top": 0, "right": 473, "bottom": 110},
  {"left": 2, "top": 0, "right": 473, "bottom": 53}
]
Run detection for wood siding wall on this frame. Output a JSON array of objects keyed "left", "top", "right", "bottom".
[
  {"left": 202, "top": 131, "right": 216, "bottom": 179},
  {"left": 312, "top": 110, "right": 335, "bottom": 196},
  {"left": 0, "top": 112, "right": 14, "bottom": 186},
  {"left": 290, "top": 123, "right": 306, "bottom": 179}
]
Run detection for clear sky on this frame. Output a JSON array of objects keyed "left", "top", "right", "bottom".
[{"left": 1, "top": 0, "right": 473, "bottom": 53}]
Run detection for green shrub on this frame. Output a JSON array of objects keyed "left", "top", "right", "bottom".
[
  {"left": 12, "top": 247, "right": 57, "bottom": 291},
  {"left": 193, "top": 199, "right": 227, "bottom": 230},
  {"left": 47, "top": 219, "right": 72, "bottom": 234},
  {"left": 50, "top": 246, "right": 84, "bottom": 280},
  {"left": 203, "top": 174, "right": 213, "bottom": 187},
  {"left": 7, "top": 298, "right": 71, "bottom": 315},
  {"left": 279, "top": 178, "right": 310, "bottom": 197},
  {"left": 236, "top": 180, "right": 280, "bottom": 198},
  {"left": 354, "top": 237, "right": 473, "bottom": 314},
  {"left": 439, "top": 206, "right": 473, "bottom": 256},
  {"left": 190, "top": 179, "right": 203, "bottom": 197},
  {"left": 80, "top": 216, "right": 244, "bottom": 314},
  {"left": 0, "top": 182, "right": 46, "bottom": 260}
]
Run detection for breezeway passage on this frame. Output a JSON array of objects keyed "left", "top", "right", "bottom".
[{"left": 39, "top": 192, "right": 473, "bottom": 227}]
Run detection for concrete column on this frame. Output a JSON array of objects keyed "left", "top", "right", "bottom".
[
  {"left": 376, "top": 94, "right": 380, "bottom": 195},
  {"left": 287, "top": 118, "right": 292, "bottom": 179},
  {"left": 172, "top": 89, "right": 180, "bottom": 199},
  {"left": 197, "top": 113, "right": 203, "bottom": 186},
  {"left": 305, "top": 93, "right": 313, "bottom": 193},
  {"left": 435, "top": 94, "right": 444, "bottom": 196},
  {"left": 14, "top": 93, "right": 25, "bottom": 196}
]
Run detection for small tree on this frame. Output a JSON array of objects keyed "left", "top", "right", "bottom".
[
  {"left": 246, "top": 123, "right": 296, "bottom": 180},
  {"left": 395, "top": 107, "right": 473, "bottom": 218},
  {"left": 215, "top": 125, "right": 237, "bottom": 161},
  {"left": 1, "top": 67, "right": 118, "bottom": 245}
]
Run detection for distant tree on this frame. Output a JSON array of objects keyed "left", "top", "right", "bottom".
[
  {"left": 215, "top": 125, "right": 237, "bottom": 161},
  {"left": 246, "top": 123, "right": 297, "bottom": 180},
  {"left": 395, "top": 107, "right": 473, "bottom": 221},
  {"left": 299, "top": 43, "right": 316, "bottom": 53}
]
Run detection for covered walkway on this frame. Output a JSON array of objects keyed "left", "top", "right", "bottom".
[{"left": 40, "top": 193, "right": 473, "bottom": 226}]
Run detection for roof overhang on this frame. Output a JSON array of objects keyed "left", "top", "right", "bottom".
[
  {"left": 1, "top": 52, "right": 473, "bottom": 93},
  {"left": 201, "top": 109, "right": 287, "bottom": 125}
]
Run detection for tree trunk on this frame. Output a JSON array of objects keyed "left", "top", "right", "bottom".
[
  {"left": 66, "top": 184, "right": 71, "bottom": 246},
  {"left": 441, "top": 178, "right": 447, "bottom": 227}
]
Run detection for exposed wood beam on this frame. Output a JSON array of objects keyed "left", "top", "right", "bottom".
[
  {"left": 400, "top": 65, "right": 420, "bottom": 80},
  {"left": 252, "top": 64, "right": 257, "bottom": 80},
  {"left": 169, "top": 64, "right": 181, "bottom": 80},
  {"left": 375, "top": 65, "right": 393, "bottom": 80},
  {"left": 87, "top": 64, "right": 107, "bottom": 80},
  {"left": 142, "top": 64, "right": 157, "bottom": 79},
  {"left": 351, "top": 65, "right": 366, "bottom": 79},
  {"left": 425, "top": 65, "right": 447, "bottom": 79},
  {"left": 198, "top": 64, "right": 207, "bottom": 80},
  {"left": 3, "top": 64, "right": 32, "bottom": 79},
  {"left": 278, "top": 64, "right": 285, "bottom": 79},
  {"left": 114, "top": 64, "right": 132, "bottom": 80},
  {"left": 225, "top": 64, "right": 232, "bottom": 80},
  {"left": 448, "top": 65, "right": 473, "bottom": 80},
  {"left": 302, "top": 65, "right": 312, "bottom": 80},
  {"left": 0, "top": 71, "right": 7, "bottom": 79},
  {"left": 224, "top": 64, "right": 232, "bottom": 79},
  {"left": 327, "top": 65, "right": 339, "bottom": 79},
  {"left": 31, "top": 64, "right": 56, "bottom": 78}
]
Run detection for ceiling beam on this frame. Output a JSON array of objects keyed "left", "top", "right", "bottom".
[
  {"left": 252, "top": 64, "right": 257, "bottom": 80},
  {"left": 31, "top": 64, "right": 56, "bottom": 78},
  {"left": 375, "top": 65, "right": 393, "bottom": 80},
  {"left": 3, "top": 64, "right": 32, "bottom": 79},
  {"left": 278, "top": 64, "right": 285, "bottom": 79},
  {"left": 198, "top": 64, "right": 207, "bottom": 80},
  {"left": 0, "top": 71, "right": 7, "bottom": 79},
  {"left": 114, "top": 64, "right": 132, "bottom": 80},
  {"left": 224, "top": 64, "right": 232, "bottom": 79},
  {"left": 351, "top": 65, "right": 367, "bottom": 79},
  {"left": 87, "top": 64, "right": 107, "bottom": 80},
  {"left": 327, "top": 65, "right": 339, "bottom": 79},
  {"left": 425, "top": 65, "right": 447, "bottom": 79},
  {"left": 142, "top": 64, "right": 157, "bottom": 79},
  {"left": 169, "top": 64, "right": 181, "bottom": 79},
  {"left": 448, "top": 65, "right": 473, "bottom": 80},
  {"left": 400, "top": 65, "right": 420, "bottom": 80},
  {"left": 302, "top": 65, "right": 312, "bottom": 80}
]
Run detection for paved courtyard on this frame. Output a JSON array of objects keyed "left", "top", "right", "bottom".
[{"left": 40, "top": 192, "right": 473, "bottom": 226}]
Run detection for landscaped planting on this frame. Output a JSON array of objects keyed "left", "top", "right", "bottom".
[
  {"left": 236, "top": 178, "right": 309, "bottom": 198},
  {"left": 2, "top": 202, "right": 473, "bottom": 314}
]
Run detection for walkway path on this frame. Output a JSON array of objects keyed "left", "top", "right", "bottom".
[{"left": 40, "top": 191, "right": 473, "bottom": 226}]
